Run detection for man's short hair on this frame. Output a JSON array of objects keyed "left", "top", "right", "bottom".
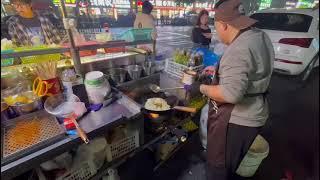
[
  {"left": 142, "top": 1, "right": 153, "bottom": 15},
  {"left": 10, "top": 0, "right": 32, "bottom": 5}
]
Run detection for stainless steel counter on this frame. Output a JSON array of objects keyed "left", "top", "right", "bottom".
[
  {"left": 1, "top": 72, "right": 189, "bottom": 180},
  {"left": 1, "top": 93, "right": 141, "bottom": 180}
]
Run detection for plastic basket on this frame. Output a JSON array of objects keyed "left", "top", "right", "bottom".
[
  {"left": 1, "top": 50, "right": 14, "bottom": 67},
  {"left": 106, "top": 130, "right": 139, "bottom": 162},
  {"left": 120, "top": 28, "right": 152, "bottom": 42},
  {"left": 14, "top": 46, "right": 61, "bottom": 64},
  {"left": 57, "top": 161, "right": 97, "bottom": 180},
  {"left": 164, "top": 58, "right": 203, "bottom": 79}
]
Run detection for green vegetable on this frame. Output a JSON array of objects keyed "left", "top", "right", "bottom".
[{"left": 188, "top": 96, "right": 207, "bottom": 111}]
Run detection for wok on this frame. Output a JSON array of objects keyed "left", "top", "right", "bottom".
[{"left": 141, "top": 96, "right": 196, "bottom": 115}]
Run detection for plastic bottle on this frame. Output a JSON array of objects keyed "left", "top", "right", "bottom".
[
  {"left": 102, "top": 168, "right": 120, "bottom": 180},
  {"left": 188, "top": 53, "right": 195, "bottom": 67}
]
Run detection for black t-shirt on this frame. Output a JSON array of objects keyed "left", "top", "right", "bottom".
[{"left": 191, "top": 27, "right": 211, "bottom": 46}]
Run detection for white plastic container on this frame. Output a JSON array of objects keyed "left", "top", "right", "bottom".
[
  {"left": 84, "top": 71, "right": 111, "bottom": 104},
  {"left": 236, "top": 135, "right": 269, "bottom": 177},
  {"left": 102, "top": 168, "right": 120, "bottom": 180}
]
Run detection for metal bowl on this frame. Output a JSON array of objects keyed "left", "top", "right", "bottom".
[
  {"left": 10, "top": 91, "right": 43, "bottom": 116},
  {"left": 44, "top": 94, "right": 81, "bottom": 118},
  {"left": 125, "top": 65, "right": 143, "bottom": 80},
  {"left": 104, "top": 68, "right": 127, "bottom": 84}
]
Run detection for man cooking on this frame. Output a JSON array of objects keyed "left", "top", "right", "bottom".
[
  {"left": 7, "top": 0, "right": 62, "bottom": 47},
  {"left": 190, "top": 0, "right": 274, "bottom": 179}
]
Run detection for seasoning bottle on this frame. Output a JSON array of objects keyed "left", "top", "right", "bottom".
[{"left": 188, "top": 53, "right": 195, "bottom": 67}]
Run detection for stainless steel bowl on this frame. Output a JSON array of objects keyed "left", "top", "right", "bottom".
[
  {"left": 11, "top": 91, "right": 43, "bottom": 116},
  {"left": 142, "top": 61, "right": 156, "bottom": 76},
  {"left": 104, "top": 68, "right": 127, "bottom": 84},
  {"left": 125, "top": 65, "right": 143, "bottom": 80}
]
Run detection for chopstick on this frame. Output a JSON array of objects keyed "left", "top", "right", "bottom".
[{"left": 33, "top": 61, "right": 57, "bottom": 80}]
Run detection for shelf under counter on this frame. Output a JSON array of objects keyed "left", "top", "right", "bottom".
[{"left": 67, "top": 51, "right": 139, "bottom": 66}]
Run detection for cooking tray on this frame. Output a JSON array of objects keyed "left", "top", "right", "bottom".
[{"left": 1, "top": 110, "right": 66, "bottom": 165}]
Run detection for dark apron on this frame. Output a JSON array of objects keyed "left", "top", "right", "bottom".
[{"left": 206, "top": 67, "right": 268, "bottom": 171}]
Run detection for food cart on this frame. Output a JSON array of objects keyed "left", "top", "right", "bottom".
[{"left": 1, "top": 2, "right": 207, "bottom": 179}]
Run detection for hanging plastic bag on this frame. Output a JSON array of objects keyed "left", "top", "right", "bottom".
[
  {"left": 192, "top": 47, "right": 220, "bottom": 67},
  {"left": 199, "top": 104, "right": 209, "bottom": 149}
]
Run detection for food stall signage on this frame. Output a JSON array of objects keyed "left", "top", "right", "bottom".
[
  {"left": 155, "top": 0, "right": 175, "bottom": 7},
  {"left": 113, "top": 0, "right": 131, "bottom": 8},
  {"left": 53, "top": 0, "right": 76, "bottom": 5},
  {"left": 296, "top": 0, "right": 313, "bottom": 8},
  {"left": 259, "top": 0, "right": 272, "bottom": 10},
  {"left": 91, "top": 0, "right": 111, "bottom": 6}
]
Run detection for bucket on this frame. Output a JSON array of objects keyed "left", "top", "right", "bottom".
[{"left": 236, "top": 135, "right": 269, "bottom": 177}]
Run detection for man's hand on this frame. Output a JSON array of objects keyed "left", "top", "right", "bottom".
[
  {"left": 200, "top": 85, "right": 227, "bottom": 103},
  {"left": 202, "top": 66, "right": 216, "bottom": 76},
  {"left": 184, "top": 82, "right": 201, "bottom": 96}
]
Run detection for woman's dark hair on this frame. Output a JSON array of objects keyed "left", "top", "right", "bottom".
[
  {"left": 196, "top": 9, "right": 209, "bottom": 26},
  {"left": 142, "top": 1, "right": 153, "bottom": 15},
  {"left": 10, "top": 0, "right": 32, "bottom": 4}
]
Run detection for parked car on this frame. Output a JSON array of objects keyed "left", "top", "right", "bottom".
[
  {"left": 171, "top": 17, "right": 190, "bottom": 26},
  {"left": 250, "top": 7, "right": 319, "bottom": 81}
]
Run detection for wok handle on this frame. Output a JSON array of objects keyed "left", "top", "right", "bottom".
[
  {"left": 70, "top": 116, "right": 90, "bottom": 144},
  {"left": 173, "top": 106, "right": 197, "bottom": 113},
  {"left": 76, "top": 126, "right": 90, "bottom": 144}
]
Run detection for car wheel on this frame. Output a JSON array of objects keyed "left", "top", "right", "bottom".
[{"left": 300, "top": 53, "right": 319, "bottom": 83}]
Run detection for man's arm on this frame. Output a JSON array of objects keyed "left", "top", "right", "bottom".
[
  {"left": 200, "top": 84, "right": 226, "bottom": 103},
  {"left": 200, "top": 48, "right": 250, "bottom": 104},
  {"left": 7, "top": 22, "right": 21, "bottom": 47}
]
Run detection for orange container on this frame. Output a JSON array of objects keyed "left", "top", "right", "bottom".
[
  {"left": 104, "top": 47, "right": 125, "bottom": 54},
  {"left": 63, "top": 41, "right": 98, "bottom": 57}
]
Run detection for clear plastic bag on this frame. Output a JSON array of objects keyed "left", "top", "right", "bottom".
[{"left": 200, "top": 104, "right": 209, "bottom": 149}]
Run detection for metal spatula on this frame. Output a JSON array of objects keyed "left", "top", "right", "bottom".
[{"left": 149, "top": 84, "right": 184, "bottom": 93}]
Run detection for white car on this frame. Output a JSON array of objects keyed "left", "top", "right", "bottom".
[{"left": 250, "top": 7, "right": 319, "bottom": 81}]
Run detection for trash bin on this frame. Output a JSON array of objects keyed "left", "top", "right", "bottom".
[{"left": 236, "top": 135, "right": 269, "bottom": 177}]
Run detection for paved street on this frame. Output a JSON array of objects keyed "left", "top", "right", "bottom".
[
  {"left": 150, "top": 26, "right": 319, "bottom": 180},
  {"left": 156, "top": 26, "right": 194, "bottom": 53}
]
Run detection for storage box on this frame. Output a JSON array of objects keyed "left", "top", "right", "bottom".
[
  {"left": 164, "top": 58, "right": 203, "bottom": 79},
  {"left": 57, "top": 161, "right": 97, "bottom": 180},
  {"left": 105, "top": 130, "right": 139, "bottom": 162}
]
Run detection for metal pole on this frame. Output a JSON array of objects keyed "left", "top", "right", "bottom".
[{"left": 59, "top": 0, "right": 83, "bottom": 75}]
